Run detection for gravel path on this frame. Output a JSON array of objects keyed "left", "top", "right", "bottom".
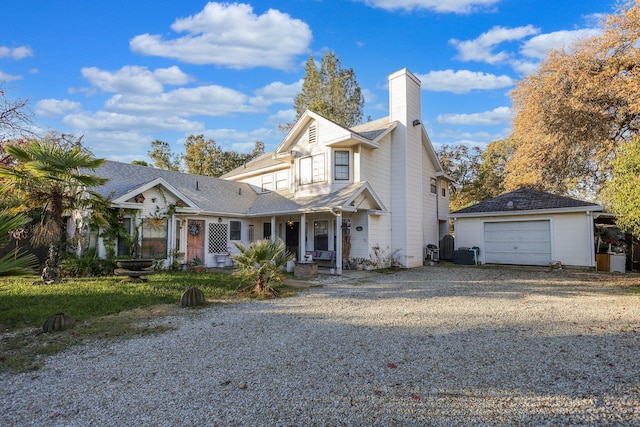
[{"left": 2, "top": 265, "right": 640, "bottom": 426}]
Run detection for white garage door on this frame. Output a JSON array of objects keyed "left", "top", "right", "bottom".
[{"left": 484, "top": 220, "right": 551, "bottom": 266}]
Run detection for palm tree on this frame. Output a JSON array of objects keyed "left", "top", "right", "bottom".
[
  {"left": 0, "top": 209, "right": 37, "bottom": 276},
  {"left": 0, "top": 137, "right": 107, "bottom": 283},
  {"left": 232, "top": 239, "right": 294, "bottom": 297}
]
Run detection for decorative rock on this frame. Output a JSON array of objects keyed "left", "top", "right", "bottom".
[
  {"left": 181, "top": 287, "right": 206, "bottom": 307},
  {"left": 43, "top": 312, "right": 75, "bottom": 333}
]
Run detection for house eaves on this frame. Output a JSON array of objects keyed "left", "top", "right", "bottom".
[
  {"left": 112, "top": 177, "right": 198, "bottom": 208},
  {"left": 451, "top": 205, "right": 604, "bottom": 219}
]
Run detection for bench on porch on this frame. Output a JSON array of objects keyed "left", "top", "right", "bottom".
[{"left": 306, "top": 250, "right": 336, "bottom": 268}]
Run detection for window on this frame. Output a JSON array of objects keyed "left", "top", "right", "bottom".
[
  {"left": 441, "top": 180, "right": 447, "bottom": 197},
  {"left": 314, "top": 220, "right": 329, "bottom": 251},
  {"left": 261, "top": 175, "right": 273, "bottom": 192},
  {"left": 334, "top": 151, "right": 349, "bottom": 180},
  {"left": 230, "top": 221, "right": 241, "bottom": 240},
  {"left": 141, "top": 218, "right": 168, "bottom": 258},
  {"left": 117, "top": 218, "right": 132, "bottom": 257},
  {"left": 263, "top": 222, "right": 272, "bottom": 240},
  {"left": 430, "top": 177, "right": 437, "bottom": 194},
  {"left": 275, "top": 171, "right": 288, "bottom": 190},
  {"left": 174, "top": 219, "right": 182, "bottom": 255},
  {"left": 299, "top": 154, "right": 325, "bottom": 185}
]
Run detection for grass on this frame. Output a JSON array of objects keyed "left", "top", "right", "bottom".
[{"left": 0, "top": 270, "right": 296, "bottom": 373}]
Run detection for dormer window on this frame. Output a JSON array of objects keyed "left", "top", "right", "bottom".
[{"left": 308, "top": 125, "right": 317, "bottom": 145}]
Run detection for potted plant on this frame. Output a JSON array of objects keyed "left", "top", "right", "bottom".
[{"left": 190, "top": 255, "right": 204, "bottom": 272}]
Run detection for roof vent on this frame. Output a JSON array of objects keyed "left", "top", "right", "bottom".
[
  {"left": 309, "top": 125, "right": 317, "bottom": 144},
  {"left": 507, "top": 200, "right": 514, "bottom": 209}
]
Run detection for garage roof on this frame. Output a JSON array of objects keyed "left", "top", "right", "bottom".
[{"left": 452, "top": 188, "right": 602, "bottom": 215}]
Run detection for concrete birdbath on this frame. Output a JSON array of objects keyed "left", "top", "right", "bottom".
[{"left": 115, "top": 259, "right": 154, "bottom": 282}]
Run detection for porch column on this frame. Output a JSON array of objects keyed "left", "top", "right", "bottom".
[
  {"left": 271, "top": 216, "right": 276, "bottom": 242},
  {"left": 335, "top": 211, "right": 342, "bottom": 275},
  {"left": 299, "top": 213, "right": 306, "bottom": 261}
]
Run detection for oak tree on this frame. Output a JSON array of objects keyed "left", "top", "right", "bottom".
[
  {"left": 506, "top": 1, "right": 640, "bottom": 196},
  {"left": 148, "top": 140, "right": 181, "bottom": 171}
]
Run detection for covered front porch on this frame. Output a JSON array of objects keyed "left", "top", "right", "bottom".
[{"left": 248, "top": 183, "right": 388, "bottom": 275}]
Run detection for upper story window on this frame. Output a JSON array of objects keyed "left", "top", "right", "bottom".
[
  {"left": 440, "top": 180, "right": 447, "bottom": 197},
  {"left": 430, "top": 177, "right": 437, "bottom": 194},
  {"left": 334, "top": 150, "right": 349, "bottom": 180},
  {"left": 300, "top": 153, "right": 325, "bottom": 185},
  {"left": 275, "top": 170, "right": 288, "bottom": 190},
  {"left": 261, "top": 174, "right": 273, "bottom": 192}
]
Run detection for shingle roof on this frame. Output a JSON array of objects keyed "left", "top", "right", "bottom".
[
  {"left": 89, "top": 161, "right": 259, "bottom": 214},
  {"left": 452, "top": 188, "right": 601, "bottom": 215},
  {"left": 220, "top": 152, "right": 285, "bottom": 179},
  {"left": 350, "top": 116, "right": 395, "bottom": 141},
  {"left": 246, "top": 182, "right": 373, "bottom": 216},
  {"left": 88, "top": 161, "right": 375, "bottom": 217}
]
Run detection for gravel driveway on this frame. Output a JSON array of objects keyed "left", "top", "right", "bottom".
[{"left": 2, "top": 265, "right": 640, "bottom": 426}]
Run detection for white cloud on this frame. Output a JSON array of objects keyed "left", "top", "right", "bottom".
[
  {"left": 0, "top": 46, "right": 33, "bottom": 60},
  {"left": 358, "top": 0, "right": 500, "bottom": 13},
  {"left": 416, "top": 69, "right": 514, "bottom": 93},
  {"left": 130, "top": 2, "right": 312, "bottom": 69},
  {"left": 361, "top": 88, "right": 377, "bottom": 104},
  {"left": 450, "top": 25, "right": 540, "bottom": 64},
  {"left": 81, "top": 65, "right": 192, "bottom": 95},
  {"left": 35, "top": 99, "right": 82, "bottom": 117},
  {"left": 82, "top": 130, "right": 156, "bottom": 161},
  {"left": 250, "top": 79, "right": 302, "bottom": 108},
  {"left": 520, "top": 28, "right": 602, "bottom": 59},
  {"left": 437, "top": 106, "right": 512, "bottom": 126},
  {"left": 103, "top": 85, "right": 258, "bottom": 117},
  {"left": 205, "top": 127, "right": 281, "bottom": 151},
  {"left": 62, "top": 110, "right": 204, "bottom": 133},
  {"left": 0, "top": 71, "right": 23, "bottom": 82},
  {"left": 266, "top": 109, "right": 296, "bottom": 127}
]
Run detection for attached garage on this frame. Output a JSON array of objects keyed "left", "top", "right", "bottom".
[{"left": 451, "top": 188, "right": 604, "bottom": 268}]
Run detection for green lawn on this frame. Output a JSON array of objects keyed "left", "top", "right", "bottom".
[
  {"left": 0, "top": 271, "right": 250, "bottom": 331},
  {"left": 0, "top": 271, "right": 295, "bottom": 373}
]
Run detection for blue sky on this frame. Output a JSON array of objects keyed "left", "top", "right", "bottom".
[{"left": 1, "top": 0, "right": 616, "bottom": 163}]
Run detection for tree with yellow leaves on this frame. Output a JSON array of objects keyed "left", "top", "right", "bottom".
[{"left": 506, "top": 1, "right": 640, "bottom": 197}]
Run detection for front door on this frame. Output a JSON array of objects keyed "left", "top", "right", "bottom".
[
  {"left": 186, "top": 219, "right": 205, "bottom": 264},
  {"left": 286, "top": 221, "right": 299, "bottom": 257}
]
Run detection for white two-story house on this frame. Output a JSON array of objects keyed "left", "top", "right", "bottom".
[
  {"left": 86, "top": 69, "right": 450, "bottom": 273},
  {"left": 222, "top": 68, "right": 450, "bottom": 270}
]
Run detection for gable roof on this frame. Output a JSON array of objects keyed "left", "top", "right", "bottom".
[
  {"left": 451, "top": 188, "right": 603, "bottom": 216},
  {"left": 246, "top": 181, "right": 386, "bottom": 216},
  {"left": 219, "top": 152, "right": 286, "bottom": 180},
  {"left": 90, "top": 161, "right": 259, "bottom": 215}
]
